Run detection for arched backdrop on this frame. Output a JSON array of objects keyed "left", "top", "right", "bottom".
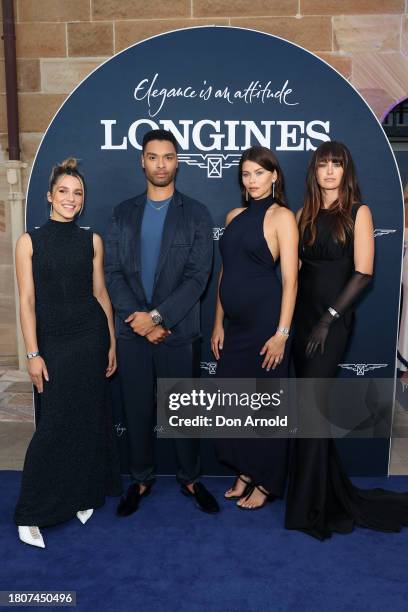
[{"left": 26, "top": 26, "right": 403, "bottom": 476}]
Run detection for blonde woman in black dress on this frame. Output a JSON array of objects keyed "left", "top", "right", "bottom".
[{"left": 14, "top": 159, "right": 121, "bottom": 548}]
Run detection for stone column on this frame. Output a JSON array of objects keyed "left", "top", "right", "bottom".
[{"left": 2, "top": 159, "right": 28, "bottom": 370}]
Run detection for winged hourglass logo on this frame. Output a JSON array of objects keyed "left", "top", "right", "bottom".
[
  {"left": 200, "top": 362, "right": 218, "bottom": 375},
  {"left": 178, "top": 153, "right": 241, "bottom": 178},
  {"left": 373, "top": 229, "right": 397, "bottom": 238},
  {"left": 338, "top": 363, "right": 388, "bottom": 376}
]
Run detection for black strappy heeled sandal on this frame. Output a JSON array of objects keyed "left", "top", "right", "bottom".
[
  {"left": 224, "top": 475, "right": 252, "bottom": 500},
  {"left": 236, "top": 484, "right": 276, "bottom": 510}
]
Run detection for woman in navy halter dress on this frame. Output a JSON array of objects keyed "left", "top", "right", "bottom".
[{"left": 212, "top": 146, "right": 298, "bottom": 509}]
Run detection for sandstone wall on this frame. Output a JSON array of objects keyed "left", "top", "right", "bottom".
[{"left": 1, "top": 0, "right": 407, "bottom": 363}]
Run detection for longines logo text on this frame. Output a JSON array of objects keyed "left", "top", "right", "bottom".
[
  {"left": 101, "top": 119, "right": 330, "bottom": 154},
  {"left": 100, "top": 74, "right": 331, "bottom": 177},
  {"left": 101, "top": 118, "right": 331, "bottom": 177}
]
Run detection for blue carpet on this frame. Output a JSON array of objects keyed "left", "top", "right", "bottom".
[{"left": 1, "top": 471, "right": 408, "bottom": 611}]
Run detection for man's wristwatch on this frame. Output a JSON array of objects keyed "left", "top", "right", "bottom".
[{"left": 150, "top": 309, "right": 163, "bottom": 326}]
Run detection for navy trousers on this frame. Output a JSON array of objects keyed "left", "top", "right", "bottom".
[{"left": 117, "top": 338, "right": 201, "bottom": 485}]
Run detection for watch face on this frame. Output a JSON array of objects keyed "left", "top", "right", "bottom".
[{"left": 152, "top": 314, "right": 162, "bottom": 324}]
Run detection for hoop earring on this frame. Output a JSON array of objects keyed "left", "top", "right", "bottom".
[{"left": 272, "top": 182, "right": 276, "bottom": 198}]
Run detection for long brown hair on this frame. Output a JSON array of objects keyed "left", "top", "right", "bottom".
[
  {"left": 238, "top": 146, "right": 288, "bottom": 208},
  {"left": 299, "top": 141, "right": 362, "bottom": 245}
]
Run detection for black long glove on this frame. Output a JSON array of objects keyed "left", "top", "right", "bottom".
[{"left": 306, "top": 271, "right": 372, "bottom": 358}]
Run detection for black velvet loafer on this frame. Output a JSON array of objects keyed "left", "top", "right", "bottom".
[
  {"left": 116, "top": 482, "right": 152, "bottom": 517},
  {"left": 180, "top": 481, "right": 220, "bottom": 514}
]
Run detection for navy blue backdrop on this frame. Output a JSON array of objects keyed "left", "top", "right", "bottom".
[
  {"left": 395, "top": 151, "right": 408, "bottom": 187},
  {"left": 26, "top": 27, "right": 403, "bottom": 476}
]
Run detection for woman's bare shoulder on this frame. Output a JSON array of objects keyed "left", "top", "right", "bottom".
[
  {"left": 266, "top": 205, "right": 297, "bottom": 226},
  {"left": 16, "top": 232, "right": 33, "bottom": 253}
]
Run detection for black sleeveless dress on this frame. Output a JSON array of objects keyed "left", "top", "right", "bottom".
[
  {"left": 216, "top": 195, "right": 289, "bottom": 497},
  {"left": 14, "top": 219, "right": 121, "bottom": 528},
  {"left": 286, "top": 204, "right": 408, "bottom": 539}
]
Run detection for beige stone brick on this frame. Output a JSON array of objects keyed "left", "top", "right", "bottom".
[
  {"left": 68, "top": 21, "right": 113, "bottom": 57},
  {"left": 0, "top": 133, "right": 8, "bottom": 163},
  {"left": 20, "top": 133, "right": 43, "bottom": 164},
  {"left": 352, "top": 53, "right": 408, "bottom": 102},
  {"left": 17, "top": 59, "right": 40, "bottom": 92},
  {"left": 0, "top": 201, "right": 5, "bottom": 233},
  {"left": 402, "top": 16, "right": 408, "bottom": 56},
  {"left": 301, "top": 0, "right": 404, "bottom": 15},
  {"left": 0, "top": 265, "right": 15, "bottom": 297},
  {"left": 316, "top": 53, "right": 352, "bottom": 78},
  {"left": 0, "top": 59, "right": 41, "bottom": 94},
  {"left": 0, "top": 96, "right": 6, "bottom": 132},
  {"left": 18, "top": 0, "right": 91, "bottom": 22},
  {"left": 230, "top": 16, "right": 332, "bottom": 51},
  {"left": 0, "top": 65, "right": 4, "bottom": 93},
  {"left": 16, "top": 23, "right": 66, "bottom": 58},
  {"left": 19, "top": 93, "right": 67, "bottom": 132},
  {"left": 92, "top": 0, "right": 190, "bottom": 20},
  {"left": 115, "top": 19, "right": 229, "bottom": 52},
  {"left": 41, "top": 58, "right": 106, "bottom": 93},
  {"left": 358, "top": 88, "right": 396, "bottom": 120},
  {"left": 333, "top": 15, "right": 401, "bottom": 53},
  {"left": 0, "top": 325, "right": 17, "bottom": 361},
  {"left": 21, "top": 164, "right": 32, "bottom": 194},
  {"left": 193, "top": 0, "right": 298, "bottom": 17}
]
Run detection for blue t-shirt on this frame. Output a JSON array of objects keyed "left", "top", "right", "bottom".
[{"left": 140, "top": 196, "right": 172, "bottom": 303}]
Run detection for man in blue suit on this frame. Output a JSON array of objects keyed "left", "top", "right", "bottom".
[{"left": 105, "top": 129, "right": 219, "bottom": 516}]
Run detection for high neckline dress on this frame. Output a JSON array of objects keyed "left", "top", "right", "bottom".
[
  {"left": 14, "top": 219, "right": 121, "bottom": 527},
  {"left": 216, "top": 195, "right": 289, "bottom": 497}
]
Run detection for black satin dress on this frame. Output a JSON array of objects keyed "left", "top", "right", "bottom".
[
  {"left": 286, "top": 204, "right": 408, "bottom": 539},
  {"left": 216, "top": 195, "right": 289, "bottom": 497},
  {"left": 14, "top": 219, "right": 121, "bottom": 528}
]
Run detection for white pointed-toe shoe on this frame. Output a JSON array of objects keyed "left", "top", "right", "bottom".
[
  {"left": 18, "top": 526, "right": 45, "bottom": 549},
  {"left": 76, "top": 509, "right": 94, "bottom": 525}
]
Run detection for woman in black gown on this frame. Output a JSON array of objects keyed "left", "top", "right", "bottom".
[
  {"left": 212, "top": 146, "right": 298, "bottom": 510},
  {"left": 286, "top": 140, "right": 408, "bottom": 539},
  {"left": 14, "top": 159, "right": 121, "bottom": 548}
]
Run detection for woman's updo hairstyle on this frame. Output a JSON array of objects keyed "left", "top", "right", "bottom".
[{"left": 48, "top": 157, "right": 85, "bottom": 196}]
